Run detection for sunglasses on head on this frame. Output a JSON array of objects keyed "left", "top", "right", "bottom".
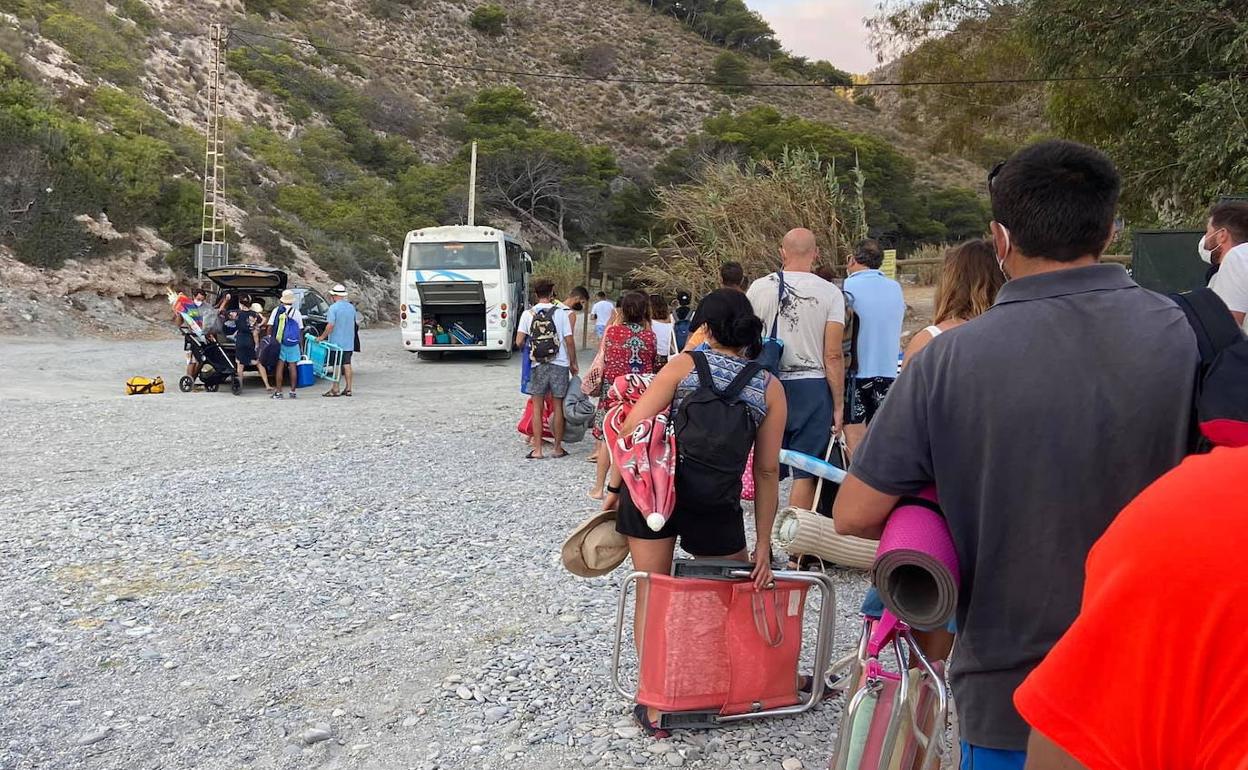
[{"left": 988, "top": 159, "right": 1007, "bottom": 191}]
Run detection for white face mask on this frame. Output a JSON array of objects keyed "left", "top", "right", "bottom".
[{"left": 1198, "top": 233, "right": 1215, "bottom": 264}]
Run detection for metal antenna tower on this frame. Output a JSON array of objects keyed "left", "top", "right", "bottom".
[{"left": 196, "top": 23, "right": 229, "bottom": 278}]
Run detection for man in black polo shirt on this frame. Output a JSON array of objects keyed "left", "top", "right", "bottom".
[{"left": 834, "top": 140, "right": 1197, "bottom": 769}]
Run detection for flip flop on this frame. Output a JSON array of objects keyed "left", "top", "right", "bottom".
[
  {"left": 552, "top": 449, "right": 569, "bottom": 458},
  {"left": 525, "top": 451, "right": 544, "bottom": 460},
  {"left": 632, "top": 704, "right": 670, "bottom": 739},
  {"left": 798, "top": 675, "right": 842, "bottom": 701},
  {"left": 322, "top": 391, "right": 340, "bottom": 398}
]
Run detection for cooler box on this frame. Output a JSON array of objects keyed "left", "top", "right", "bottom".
[{"left": 296, "top": 359, "right": 315, "bottom": 387}]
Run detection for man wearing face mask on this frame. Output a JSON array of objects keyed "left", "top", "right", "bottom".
[
  {"left": 832, "top": 140, "right": 1197, "bottom": 769},
  {"left": 1202, "top": 200, "right": 1248, "bottom": 327}
]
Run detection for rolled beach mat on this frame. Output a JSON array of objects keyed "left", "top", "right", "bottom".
[
  {"left": 872, "top": 495, "right": 959, "bottom": 629},
  {"left": 773, "top": 507, "right": 877, "bottom": 571},
  {"left": 778, "top": 449, "right": 848, "bottom": 484}
]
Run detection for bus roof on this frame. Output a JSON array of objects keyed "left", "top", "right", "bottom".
[{"left": 405, "top": 225, "right": 529, "bottom": 250}]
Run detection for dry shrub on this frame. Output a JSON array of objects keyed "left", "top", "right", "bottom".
[
  {"left": 532, "top": 250, "right": 584, "bottom": 298},
  {"left": 905, "top": 242, "right": 946, "bottom": 286},
  {"left": 632, "top": 148, "right": 867, "bottom": 297}
]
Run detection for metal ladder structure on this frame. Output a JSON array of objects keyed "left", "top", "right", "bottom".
[{"left": 196, "top": 23, "right": 229, "bottom": 278}]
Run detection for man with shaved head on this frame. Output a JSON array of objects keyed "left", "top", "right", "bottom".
[{"left": 747, "top": 228, "right": 847, "bottom": 511}]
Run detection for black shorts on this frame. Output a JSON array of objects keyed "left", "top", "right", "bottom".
[
  {"left": 846, "top": 376, "right": 895, "bottom": 425},
  {"left": 614, "top": 485, "right": 747, "bottom": 557},
  {"left": 340, "top": 351, "right": 353, "bottom": 365}
]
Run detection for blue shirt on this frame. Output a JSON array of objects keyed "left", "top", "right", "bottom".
[
  {"left": 843, "top": 269, "right": 905, "bottom": 379},
  {"left": 326, "top": 300, "right": 357, "bottom": 351}
]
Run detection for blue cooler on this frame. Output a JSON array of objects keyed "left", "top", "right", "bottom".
[{"left": 296, "top": 359, "right": 315, "bottom": 388}]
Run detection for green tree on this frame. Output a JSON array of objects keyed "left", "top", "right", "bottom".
[
  {"left": 710, "top": 52, "right": 752, "bottom": 94},
  {"left": 468, "top": 4, "right": 507, "bottom": 35}
]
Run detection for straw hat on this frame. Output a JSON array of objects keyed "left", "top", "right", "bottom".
[
  {"left": 561, "top": 510, "right": 628, "bottom": 578},
  {"left": 279, "top": 289, "right": 296, "bottom": 305},
  {"left": 249, "top": 303, "right": 264, "bottom": 314},
  {"left": 330, "top": 283, "right": 348, "bottom": 297}
]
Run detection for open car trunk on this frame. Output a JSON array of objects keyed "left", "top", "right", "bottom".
[{"left": 418, "top": 281, "right": 487, "bottom": 347}]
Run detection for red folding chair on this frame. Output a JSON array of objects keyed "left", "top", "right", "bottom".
[{"left": 610, "top": 560, "right": 836, "bottom": 730}]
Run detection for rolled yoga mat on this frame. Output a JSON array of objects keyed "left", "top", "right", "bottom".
[
  {"left": 773, "top": 507, "right": 878, "bottom": 570},
  {"left": 871, "top": 494, "right": 959, "bottom": 629}
]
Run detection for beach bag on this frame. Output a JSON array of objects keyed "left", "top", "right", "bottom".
[
  {"left": 673, "top": 351, "right": 760, "bottom": 514},
  {"left": 529, "top": 306, "right": 561, "bottom": 364},
  {"left": 125, "top": 376, "right": 164, "bottom": 395},
  {"left": 517, "top": 395, "right": 556, "bottom": 441},
  {"left": 275, "top": 307, "right": 301, "bottom": 346},
  {"left": 565, "top": 378, "right": 596, "bottom": 426},
  {"left": 581, "top": 345, "right": 606, "bottom": 395},
  {"left": 1171, "top": 288, "right": 1248, "bottom": 448},
  {"left": 258, "top": 335, "right": 280, "bottom": 371},
  {"left": 756, "top": 272, "right": 787, "bottom": 376}
]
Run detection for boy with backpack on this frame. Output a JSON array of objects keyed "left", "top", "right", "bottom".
[
  {"left": 515, "top": 279, "right": 577, "bottom": 459},
  {"left": 267, "top": 289, "right": 304, "bottom": 399}
]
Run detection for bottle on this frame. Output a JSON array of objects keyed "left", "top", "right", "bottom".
[{"left": 424, "top": 329, "right": 434, "bottom": 346}]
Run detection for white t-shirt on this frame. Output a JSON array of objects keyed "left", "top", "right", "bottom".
[
  {"left": 747, "top": 271, "right": 846, "bottom": 380},
  {"left": 268, "top": 305, "right": 304, "bottom": 342},
  {"left": 591, "top": 300, "right": 615, "bottom": 325},
  {"left": 651, "top": 320, "right": 675, "bottom": 358},
  {"left": 1210, "top": 243, "right": 1248, "bottom": 330},
  {"left": 519, "top": 303, "right": 573, "bottom": 367}
]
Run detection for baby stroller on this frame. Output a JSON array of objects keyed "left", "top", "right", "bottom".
[{"left": 179, "top": 332, "right": 241, "bottom": 395}]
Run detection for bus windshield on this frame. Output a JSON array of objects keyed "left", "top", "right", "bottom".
[{"left": 407, "top": 242, "right": 500, "bottom": 271}]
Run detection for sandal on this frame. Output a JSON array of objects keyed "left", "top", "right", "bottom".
[
  {"left": 632, "top": 704, "right": 670, "bottom": 739},
  {"left": 798, "top": 675, "right": 842, "bottom": 700},
  {"left": 341, "top": 390, "right": 352, "bottom": 397},
  {"left": 322, "top": 391, "right": 340, "bottom": 398},
  {"left": 552, "top": 449, "right": 569, "bottom": 458},
  {"left": 525, "top": 451, "right": 544, "bottom": 460}
]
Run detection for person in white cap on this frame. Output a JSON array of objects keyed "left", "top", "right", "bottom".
[
  {"left": 316, "top": 283, "right": 358, "bottom": 397},
  {"left": 267, "top": 289, "right": 303, "bottom": 399}
]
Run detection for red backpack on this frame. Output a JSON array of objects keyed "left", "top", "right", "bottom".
[{"left": 1171, "top": 288, "right": 1248, "bottom": 448}]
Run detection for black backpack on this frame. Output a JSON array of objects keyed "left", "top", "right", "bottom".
[
  {"left": 529, "top": 306, "right": 561, "bottom": 363},
  {"left": 673, "top": 351, "right": 762, "bottom": 512},
  {"left": 1170, "top": 288, "right": 1248, "bottom": 449}
]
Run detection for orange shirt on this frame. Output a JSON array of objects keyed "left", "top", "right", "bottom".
[{"left": 1015, "top": 446, "right": 1248, "bottom": 769}]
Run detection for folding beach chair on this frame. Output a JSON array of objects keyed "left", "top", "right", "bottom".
[{"left": 610, "top": 559, "right": 836, "bottom": 730}]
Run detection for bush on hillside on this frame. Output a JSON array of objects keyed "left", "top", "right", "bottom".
[
  {"left": 468, "top": 4, "right": 506, "bottom": 36},
  {"left": 709, "top": 53, "right": 751, "bottom": 94},
  {"left": 533, "top": 250, "right": 583, "bottom": 298},
  {"left": 558, "top": 43, "right": 617, "bottom": 78},
  {"left": 40, "top": 10, "right": 142, "bottom": 85}
]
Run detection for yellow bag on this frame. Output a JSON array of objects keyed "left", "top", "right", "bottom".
[{"left": 125, "top": 376, "right": 165, "bottom": 395}]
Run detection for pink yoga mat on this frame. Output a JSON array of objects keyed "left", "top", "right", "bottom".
[{"left": 872, "top": 489, "right": 959, "bottom": 629}]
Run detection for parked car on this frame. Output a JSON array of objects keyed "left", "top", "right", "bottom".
[{"left": 202, "top": 265, "right": 330, "bottom": 356}]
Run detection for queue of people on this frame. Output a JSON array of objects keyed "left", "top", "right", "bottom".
[{"left": 549, "top": 138, "right": 1248, "bottom": 765}]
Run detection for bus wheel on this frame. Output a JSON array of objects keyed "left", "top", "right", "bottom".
[{"left": 417, "top": 351, "right": 438, "bottom": 361}]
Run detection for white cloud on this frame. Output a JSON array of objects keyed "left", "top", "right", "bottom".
[{"left": 751, "top": 0, "right": 877, "bottom": 74}]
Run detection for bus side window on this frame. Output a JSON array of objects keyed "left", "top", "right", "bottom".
[{"left": 505, "top": 242, "right": 523, "bottom": 283}]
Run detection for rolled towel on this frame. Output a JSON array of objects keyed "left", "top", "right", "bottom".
[
  {"left": 773, "top": 507, "right": 877, "bottom": 570},
  {"left": 778, "top": 448, "right": 848, "bottom": 484},
  {"left": 872, "top": 493, "right": 959, "bottom": 629}
]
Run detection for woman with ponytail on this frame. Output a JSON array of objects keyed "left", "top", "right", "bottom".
[{"left": 602, "top": 289, "right": 788, "bottom": 737}]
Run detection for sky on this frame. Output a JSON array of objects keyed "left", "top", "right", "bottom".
[{"left": 749, "top": 0, "right": 878, "bottom": 74}]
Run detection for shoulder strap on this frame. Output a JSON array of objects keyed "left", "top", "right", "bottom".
[
  {"left": 770, "top": 271, "right": 786, "bottom": 338},
  {"left": 1170, "top": 289, "right": 1241, "bottom": 365},
  {"left": 690, "top": 349, "right": 714, "bottom": 388},
  {"left": 722, "top": 360, "right": 763, "bottom": 401}
]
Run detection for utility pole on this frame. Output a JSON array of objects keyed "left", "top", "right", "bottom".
[
  {"left": 467, "top": 140, "right": 478, "bottom": 227},
  {"left": 196, "top": 22, "right": 228, "bottom": 279}
]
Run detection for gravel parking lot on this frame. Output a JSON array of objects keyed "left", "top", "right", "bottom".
[{"left": 0, "top": 330, "right": 871, "bottom": 770}]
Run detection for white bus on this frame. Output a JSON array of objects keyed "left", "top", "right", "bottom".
[{"left": 399, "top": 225, "right": 532, "bottom": 360}]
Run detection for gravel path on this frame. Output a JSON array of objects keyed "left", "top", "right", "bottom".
[{"left": 0, "top": 330, "right": 871, "bottom": 770}]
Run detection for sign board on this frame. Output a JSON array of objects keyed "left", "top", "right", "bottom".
[
  {"left": 1132, "top": 230, "right": 1206, "bottom": 294},
  {"left": 195, "top": 242, "right": 229, "bottom": 275},
  {"left": 881, "top": 249, "right": 898, "bottom": 280}
]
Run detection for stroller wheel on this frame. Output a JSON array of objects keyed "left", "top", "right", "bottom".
[
  {"left": 205, "top": 383, "right": 219, "bottom": 393},
  {"left": 178, "top": 376, "right": 194, "bottom": 393},
  {"left": 231, "top": 379, "right": 241, "bottom": 396}
]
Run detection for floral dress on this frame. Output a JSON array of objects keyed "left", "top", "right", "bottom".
[{"left": 593, "top": 322, "right": 658, "bottom": 439}]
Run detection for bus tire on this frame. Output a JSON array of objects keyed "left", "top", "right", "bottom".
[{"left": 417, "top": 351, "right": 437, "bottom": 361}]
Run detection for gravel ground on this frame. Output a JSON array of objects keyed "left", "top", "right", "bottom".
[{"left": 0, "top": 330, "right": 873, "bottom": 770}]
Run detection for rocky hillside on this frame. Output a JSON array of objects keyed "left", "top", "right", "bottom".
[{"left": 0, "top": 0, "right": 984, "bottom": 336}]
